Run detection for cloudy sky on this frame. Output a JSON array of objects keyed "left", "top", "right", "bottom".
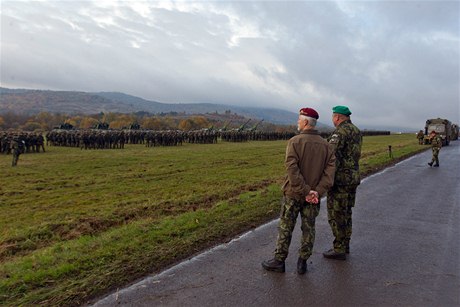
[{"left": 1, "top": 0, "right": 459, "bottom": 130}]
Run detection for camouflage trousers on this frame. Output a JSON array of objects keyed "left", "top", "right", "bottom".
[
  {"left": 12, "top": 151, "right": 20, "bottom": 167},
  {"left": 274, "top": 196, "right": 320, "bottom": 261},
  {"left": 431, "top": 147, "right": 440, "bottom": 164},
  {"left": 327, "top": 185, "right": 358, "bottom": 253}
]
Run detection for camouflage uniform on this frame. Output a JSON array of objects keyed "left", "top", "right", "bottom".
[
  {"left": 327, "top": 119, "right": 362, "bottom": 254},
  {"left": 275, "top": 197, "right": 320, "bottom": 260},
  {"left": 10, "top": 138, "right": 24, "bottom": 167},
  {"left": 429, "top": 134, "right": 442, "bottom": 166},
  {"left": 416, "top": 130, "right": 424, "bottom": 145}
]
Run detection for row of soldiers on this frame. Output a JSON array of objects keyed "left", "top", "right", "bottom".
[
  {"left": 46, "top": 130, "right": 127, "bottom": 149},
  {"left": 1, "top": 131, "right": 46, "bottom": 155},
  {"left": 45, "top": 129, "right": 297, "bottom": 149},
  {"left": 1, "top": 129, "right": 304, "bottom": 160},
  {"left": 220, "top": 130, "right": 296, "bottom": 142},
  {"left": 46, "top": 130, "right": 220, "bottom": 149}
]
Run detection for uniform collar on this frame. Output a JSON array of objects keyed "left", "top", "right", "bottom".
[
  {"left": 337, "top": 119, "right": 352, "bottom": 127},
  {"left": 300, "top": 129, "right": 319, "bottom": 135}
]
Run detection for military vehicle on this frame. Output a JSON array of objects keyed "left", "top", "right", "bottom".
[
  {"left": 451, "top": 124, "right": 459, "bottom": 141},
  {"left": 424, "top": 118, "right": 452, "bottom": 146},
  {"left": 218, "top": 120, "right": 232, "bottom": 132},
  {"left": 93, "top": 122, "right": 110, "bottom": 130},
  {"left": 53, "top": 123, "right": 74, "bottom": 130},
  {"left": 249, "top": 119, "right": 264, "bottom": 131},
  {"left": 237, "top": 118, "right": 251, "bottom": 131},
  {"left": 128, "top": 123, "right": 141, "bottom": 130}
]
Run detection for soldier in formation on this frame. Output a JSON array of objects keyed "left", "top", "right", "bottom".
[
  {"left": 427, "top": 130, "right": 442, "bottom": 167},
  {"left": 1, "top": 131, "right": 45, "bottom": 155},
  {"left": 262, "top": 107, "right": 335, "bottom": 274},
  {"left": 46, "top": 128, "right": 295, "bottom": 149},
  {"left": 47, "top": 130, "right": 127, "bottom": 149},
  {"left": 220, "top": 130, "right": 294, "bottom": 142}
]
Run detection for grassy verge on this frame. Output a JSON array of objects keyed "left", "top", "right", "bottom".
[{"left": 0, "top": 134, "right": 428, "bottom": 306}]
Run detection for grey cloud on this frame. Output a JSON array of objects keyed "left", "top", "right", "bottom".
[{"left": 1, "top": 1, "right": 458, "bottom": 130}]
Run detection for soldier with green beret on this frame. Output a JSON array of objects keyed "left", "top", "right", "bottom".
[{"left": 323, "top": 105, "right": 362, "bottom": 260}]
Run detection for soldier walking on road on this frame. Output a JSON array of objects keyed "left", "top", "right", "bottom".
[
  {"left": 323, "top": 105, "right": 362, "bottom": 261},
  {"left": 428, "top": 130, "right": 442, "bottom": 167},
  {"left": 417, "top": 130, "right": 424, "bottom": 145},
  {"left": 262, "top": 107, "right": 335, "bottom": 274}
]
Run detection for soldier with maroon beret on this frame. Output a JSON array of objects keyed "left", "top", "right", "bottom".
[{"left": 262, "top": 107, "right": 336, "bottom": 274}]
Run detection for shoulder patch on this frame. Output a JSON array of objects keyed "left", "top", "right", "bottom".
[{"left": 329, "top": 134, "right": 339, "bottom": 144}]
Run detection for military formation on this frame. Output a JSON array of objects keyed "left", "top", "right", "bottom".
[
  {"left": 46, "top": 130, "right": 128, "bottom": 149},
  {"left": 3, "top": 116, "right": 449, "bottom": 169},
  {"left": 45, "top": 129, "right": 219, "bottom": 148},
  {"left": 1, "top": 131, "right": 45, "bottom": 154},
  {"left": 220, "top": 130, "right": 295, "bottom": 142},
  {"left": 1, "top": 131, "right": 46, "bottom": 166},
  {"left": 44, "top": 129, "right": 296, "bottom": 149}
]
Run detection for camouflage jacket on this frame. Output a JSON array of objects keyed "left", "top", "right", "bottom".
[
  {"left": 10, "top": 139, "right": 25, "bottom": 153},
  {"left": 328, "top": 119, "right": 362, "bottom": 186},
  {"left": 430, "top": 135, "right": 442, "bottom": 148}
]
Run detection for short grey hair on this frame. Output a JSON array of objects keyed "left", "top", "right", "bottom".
[{"left": 299, "top": 115, "right": 317, "bottom": 127}]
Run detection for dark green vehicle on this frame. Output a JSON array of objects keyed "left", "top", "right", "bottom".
[{"left": 424, "top": 118, "right": 452, "bottom": 146}]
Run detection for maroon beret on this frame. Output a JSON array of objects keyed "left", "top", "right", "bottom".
[{"left": 299, "top": 107, "right": 319, "bottom": 119}]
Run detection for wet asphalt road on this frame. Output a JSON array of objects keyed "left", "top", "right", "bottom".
[{"left": 91, "top": 142, "right": 459, "bottom": 307}]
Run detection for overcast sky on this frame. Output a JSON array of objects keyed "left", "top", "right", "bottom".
[{"left": 1, "top": 0, "right": 459, "bottom": 130}]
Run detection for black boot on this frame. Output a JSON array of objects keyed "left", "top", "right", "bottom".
[
  {"left": 297, "top": 258, "right": 307, "bottom": 275},
  {"left": 323, "top": 249, "right": 346, "bottom": 260},
  {"left": 434, "top": 163, "right": 439, "bottom": 167},
  {"left": 428, "top": 162, "right": 433, "bottom": 167},
  {"left": 262, "top": 258, "right": 285, "bottom": 273}
]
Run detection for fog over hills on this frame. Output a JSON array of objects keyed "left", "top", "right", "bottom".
[{"left": 0, "top": 87, "right": 334, "bottom": 129}]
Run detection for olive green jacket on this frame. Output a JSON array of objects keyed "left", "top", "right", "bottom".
[{"left": 282, "top": 129, "right": 336, "bottom": 200}]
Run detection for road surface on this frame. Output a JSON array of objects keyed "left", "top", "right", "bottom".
[{"left": 91, "top": 141, "right": 460, "bottom": 307}]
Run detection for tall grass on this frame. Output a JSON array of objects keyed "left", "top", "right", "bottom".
[{"left": 0, "top": 134, "right": 427, "bottom": 306}]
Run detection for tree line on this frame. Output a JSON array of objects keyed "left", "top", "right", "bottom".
[{"left": 0, "top": 111, "right": 291, "bottom": 132}]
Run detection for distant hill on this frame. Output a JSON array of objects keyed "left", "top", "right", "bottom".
[
  {"left": 0, "top": 87, "right": 332, "bottom": 129},
  {"left": 0, "top": 88, "right": 134, "bottom": 115}
]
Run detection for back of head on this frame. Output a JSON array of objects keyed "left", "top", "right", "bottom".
[{"left": 299, "top": 107, "right": 319, "bottom": 127}]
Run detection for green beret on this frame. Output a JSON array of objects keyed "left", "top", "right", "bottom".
[{"left": 332, "top": 105, "right": 352, "bottom": 116}]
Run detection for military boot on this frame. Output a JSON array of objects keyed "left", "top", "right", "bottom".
[
  {"left": 323, "top": 249, "right": 346, "bottom": 260},
  {"left": 428, "top": 162, "right": 433, "bottom": 167},
  {"left": 434, "top": 163, "right": 439, "bottom": 167},
  {"left": 297, "top": 258, "right": 307, "bottom": 275},
  {"left": 262, "top": 258, "right": 285, "bottom": 273}
]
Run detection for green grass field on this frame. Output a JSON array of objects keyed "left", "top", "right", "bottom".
[{"left": 0, "top": 134, "right": 427, "bottom": 306}]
